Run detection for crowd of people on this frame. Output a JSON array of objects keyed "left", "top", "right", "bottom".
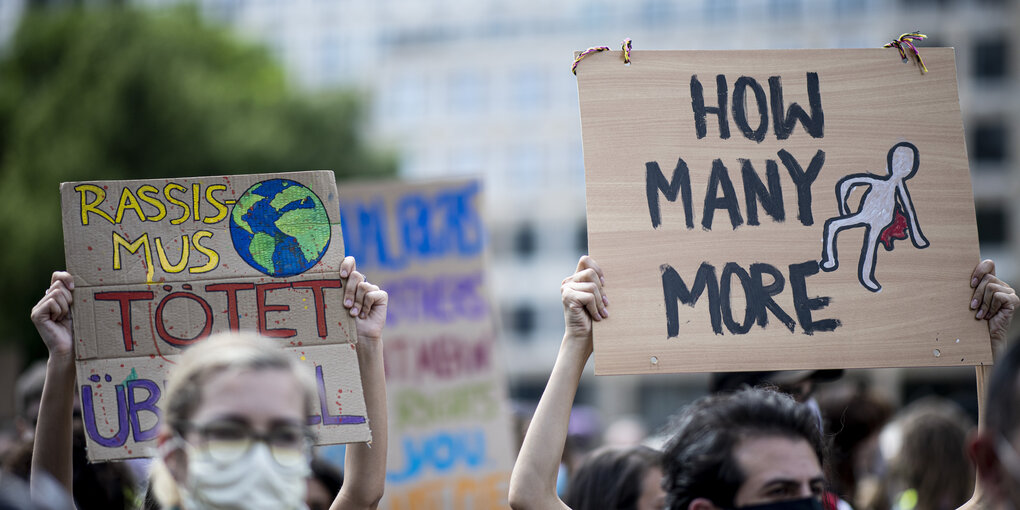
[
  {"left": 1, "top": 255, "right": 1018, "bottom": 510},
  {"left": 508, "top": 257, "right": 1020, "bottom": 510}
]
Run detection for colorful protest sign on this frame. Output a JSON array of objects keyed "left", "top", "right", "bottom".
[
  {"left": 575, "top": 49, "right": 992, "bottom": 375},
  {"left": 340, "top": 179, "right": 514, "bottom": 509},
  {"left": 60, "top": 171, "right": 370, "bottom": 460}
]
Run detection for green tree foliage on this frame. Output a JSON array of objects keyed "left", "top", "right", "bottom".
[{"left": 0, "top": 6, "right": 395, "bottom": 357}]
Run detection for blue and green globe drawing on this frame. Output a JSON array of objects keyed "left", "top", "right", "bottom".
[{"left": 229, "top": 179, "right": 331, "bottom": 277}]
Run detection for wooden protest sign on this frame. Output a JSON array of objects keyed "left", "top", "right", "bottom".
[
  {"left": 340, "top": 179, "right": 514, "bottom": 509},
  {"left": 575, "top": 49, "right": 992, "bottom": 375},
  {"left": 60, "top": 171, "right": 370, "bottom": 460}
]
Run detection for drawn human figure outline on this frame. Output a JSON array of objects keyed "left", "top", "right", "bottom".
[{"left": 820, "top": 141, "right": 929, "bottom": 292}]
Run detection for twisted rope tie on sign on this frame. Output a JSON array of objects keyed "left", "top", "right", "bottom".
[
  {"left": 884, "top": 32, "right": 928, "bottom": 74},
  {"left": 571, "top": 38, "right": 633, "bottom": 75}
]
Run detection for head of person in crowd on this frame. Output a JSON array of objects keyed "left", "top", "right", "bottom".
[
  {"left": 5, "top": 363, "right": 139, "bottom": 510},
  {"left": 662, "top": 387, "right": 828, "bottom": 510},
  {"left": 969, "top": 340, "right": 1020, "bottom": 510},
  {"left": 564, "top": 445, "right": 664, "bottom": 510},
  {"left": 879, "top": 396, "right": 974, "bottom": 510},
  {"left": 814, "top": 382, "right": 893, "bottom": 505},
  {"left": 13, "top": 361, "right": 46, "bottom": 442},
  {"left": 150, "top": 332, "right": 318, "bottom": 510},
  {"left": 306, "top": 456, "right": 344, "bottom": 510}
]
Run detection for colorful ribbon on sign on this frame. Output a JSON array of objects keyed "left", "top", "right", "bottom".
[
  {"left": 572, "top": 39, "right": 633, "bottom": 75},
  {"left": 571, "top": 45, "right": 610, "bottom": 75},
  {"left": 884, "top": 32, "right": 928, "bottom": 74}
]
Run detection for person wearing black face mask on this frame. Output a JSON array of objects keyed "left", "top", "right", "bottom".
[{"left": 661, "top": 387, "right": 832, "bottom": 510}]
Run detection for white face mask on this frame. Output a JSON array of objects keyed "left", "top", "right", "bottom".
[{"left": 178, "top": 441, "right": 310, "bottom": 510}]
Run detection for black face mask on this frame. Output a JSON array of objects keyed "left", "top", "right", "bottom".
[{"left": 730, "top": 497, "right": 825, "bottom": 510}]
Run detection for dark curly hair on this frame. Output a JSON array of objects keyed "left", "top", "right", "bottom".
[
  {"left": 662, "top": 387, "right": 826, "bottom": 510},
  {"left": 564, "top": 445, "right": 662, "bottom": 510}
]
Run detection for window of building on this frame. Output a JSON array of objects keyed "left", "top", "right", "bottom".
[
  {"left": 448, "top": 70, "right": 487, "bottom": 115},
  {"left": 641, "top": 0, "right": 675, "bottom": 26},
  {"left": 512, "top": 68, "right": 546, "bottom": 111},
  {"left": 638, "top": 382, "right": 707, "bottom": 432},
  {"left": 579, "top": 2, "right": 612, "bottom": 29},
  {"left": 970, "top": 120, "right": 1009, "bottom": 164},
  {"left": 512, "top": 381, "right": 595, "bottom": 407},
  {"left": 449, "top": 147, "right": 482, "bottom": 176},
  {"left": 900, "top": 0, "right": 951, "bottom": 6},
  {"left": 834, "top": 0, "right": 866, "bottom": 15},
  {"left": 704, "top": 0, "right": 736, "bottom": 23},
  {"left": 769, "top": 0, "right": 801, "bottom": 19},
  {"left": 975, "top": 205, "right": 1008, "bottom": 246},
  {"left": 385, "top": 74, "right": 426, "bottom": 121},
  {"left": 319, "top": 34, "right": 348, "bottom": 83},
  {"left": 509, "top": 381, "right": 546, "bottom": 403},
  {"left": 509, "top": 304, "right": 537, "bottom": 337},
  {"left": 514, "top": 223, "right": 536, "bottom": 257},
  {"left": 511, "top": 144, "right": 545, "bottom": 191},
  {"left": 973, "top": 36, "right": 1009, "bottom": 80}
]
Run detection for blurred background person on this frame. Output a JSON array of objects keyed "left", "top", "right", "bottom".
[
  {"left": 814, "top": 382, "right": 894, "bottom": 509},
  {"left": 878, "top": 397, "right": 975, "bottom": 510}
]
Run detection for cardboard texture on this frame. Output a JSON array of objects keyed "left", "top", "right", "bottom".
[
  {"left": 61, "top": 171, "right": 370, "bottom": 460},
  {"left": 575, "top": 49, "right": 992, "bottom": 375},
  {"left": 340, "top": 179, "right": 514, "bottom": 509}
]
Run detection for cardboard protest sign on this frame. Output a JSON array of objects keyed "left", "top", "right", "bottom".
[
  {"left": 340, "top": 179, "right": 514, "bottom": 509},
  {"left": 575, "top": 49, "right": 992, "bottom": 375},
  {"left": 61, "top": 171, "right": 370, "bottom": 460}
]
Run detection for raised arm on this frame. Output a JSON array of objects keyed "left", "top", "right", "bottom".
[
  {"left": 333, "top": 256, "right": 389, "bottom": 510},
  {"left": 897, "top": 183, "right": 929, "bottom": 248},
  {"left": 28, "top": 271, "right": 76, "bottom": 497},
  {"left": 961, "top": 262, "right": 1018, "bottom": 509},
  {"left": 509, "top": 256, "right": 609, "bottom": 510}
]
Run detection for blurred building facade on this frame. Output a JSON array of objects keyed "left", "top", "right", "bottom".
[{"left": 4, "top": 0, "right": 1017, "bottom": 431}]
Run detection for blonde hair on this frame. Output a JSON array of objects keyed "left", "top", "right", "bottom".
[{"left": 151, "top": 332, "right": 317, "bottom": 506}]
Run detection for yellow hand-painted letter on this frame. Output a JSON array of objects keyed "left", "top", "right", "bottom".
[{"left": 76, "top": 184, "right": 114, "bottom": 226}]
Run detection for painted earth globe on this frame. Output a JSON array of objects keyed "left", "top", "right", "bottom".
[{"left": 229, "top": 178, "right": 331, "bottom": 277}]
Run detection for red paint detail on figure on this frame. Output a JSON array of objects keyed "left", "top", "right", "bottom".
[{"left": 878, "top": 204, "right": 910, "bottom": 251}]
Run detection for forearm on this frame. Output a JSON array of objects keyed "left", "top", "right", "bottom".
[
  {"left": 508, "top": 333, "right": 591, "bottom": 510},
  {"left": 31, "top": 351, "right": 76, "bottom": 496},
  {"left": 335, "top": 338, "right": 388, "bottom": 510}
]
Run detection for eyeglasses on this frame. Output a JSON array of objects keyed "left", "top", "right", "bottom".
[{"left": 179, "top": 420, "right": 313, "bottom": 467}]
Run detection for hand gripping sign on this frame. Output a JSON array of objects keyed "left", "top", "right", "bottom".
[{"left": 61, "top": 171, "right": 370, "bottom": 461}]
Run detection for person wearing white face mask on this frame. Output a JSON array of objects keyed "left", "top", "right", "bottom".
[
  {"left": 151, "top": 333, "right": 326, "bottom": 510},
  {"left": 30, "top": 256, "right": 388, "bottom": 510}
]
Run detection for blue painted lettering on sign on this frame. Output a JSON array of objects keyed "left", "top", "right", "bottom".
[
  {"left": 81, "top": 378, "right": 162, "bottom": 448},
  {"left": 340, "top": 181, "right": 484, "bottom": 270},
  {"left": 386, "top": 428, "right": 487, "bottom": 483}
]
